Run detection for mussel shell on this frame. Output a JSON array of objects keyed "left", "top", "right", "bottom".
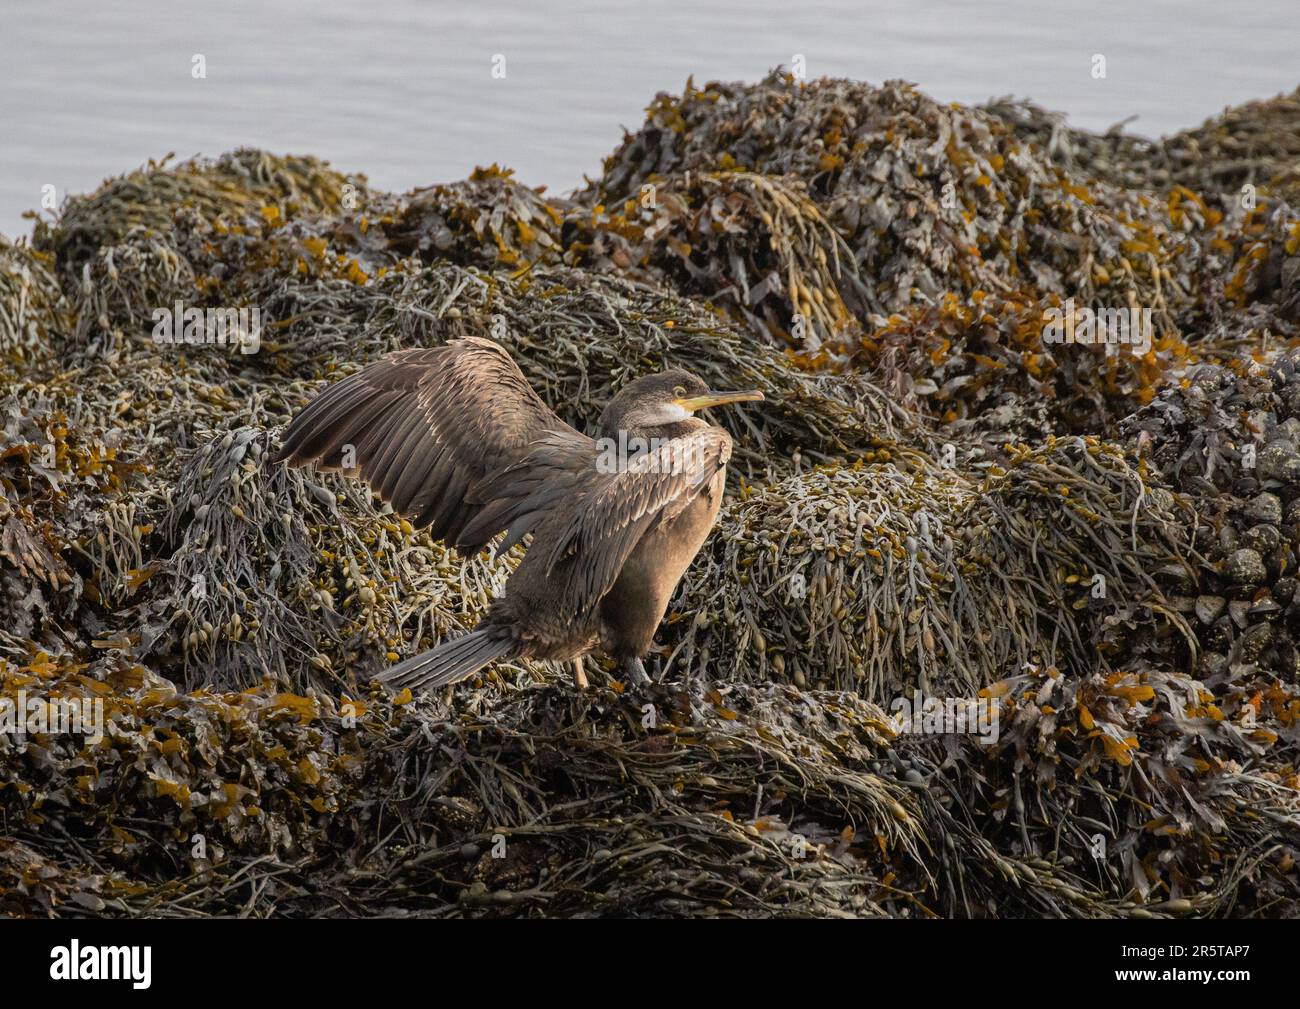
[
  {"left": 1258, "top": 440, "right": 1299, "bottom": 483},
  {"left": 1241, "top": 492, "right": 1283, "bottom": 526},
  {"left": 1244, "top": 524, "right": 1282, "bottom": 553},
  {"left": 1195, "top": 595, "right": 1226, "bottom": 624},
  {"left": 1222, "top": 547, "right": 1266, "bottom": 585},
  {"left": 1238, "top": 622, "right": 1273, "bottom": 661},
  {"left": 1248, "top": 597, "right": 1282, "bottom": 621}
]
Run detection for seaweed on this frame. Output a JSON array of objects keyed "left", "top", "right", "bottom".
[{"left": 2, "top": 76, "right": 1299, "bottom": 918}]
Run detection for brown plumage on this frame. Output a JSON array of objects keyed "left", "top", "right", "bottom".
[{"left": 273, "top": 337, "right": 762, "bottom": 691}]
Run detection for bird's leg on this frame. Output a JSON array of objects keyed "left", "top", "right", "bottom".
[
  {"left": 642, "top": 643, "right": 674, "bottom": 681},
  {"left": 620, "top": 656, "right": 651, "bottom": 686},
  {"left": 572, "top": 658, "right": 589, "bottom": 690}
]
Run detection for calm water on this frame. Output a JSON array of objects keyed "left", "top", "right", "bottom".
[{"left": 1, "top": 0, "right": 1295, "bottom": 238}]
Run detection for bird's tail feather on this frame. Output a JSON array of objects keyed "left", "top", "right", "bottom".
[{"left": 377, "top": 629, "right": 515, "bottom": 693}]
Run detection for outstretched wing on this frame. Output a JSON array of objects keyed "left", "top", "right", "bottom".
[
  {"left": 274, "top": 337, "right": 592, "bottom": 547},
  {"left": 457, "top": 428, "right": 599, "bottom": 556},
  {"left": 526, "top": 426, "right": 732, "bottom": 616}
]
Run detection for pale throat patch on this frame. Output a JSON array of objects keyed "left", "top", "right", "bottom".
[{"left": 649, "top": 401, "right": 693, "bottom": 424}]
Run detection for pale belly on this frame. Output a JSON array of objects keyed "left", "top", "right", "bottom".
[{"left": 598, "top": 467, "right": 726, "bottom": 659}]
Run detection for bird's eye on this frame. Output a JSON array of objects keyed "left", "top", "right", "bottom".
[{"left": 673, "top": 385, "right": 686, "bottom": 398}]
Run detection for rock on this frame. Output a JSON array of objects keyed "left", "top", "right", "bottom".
[
  {"left": 1283, "top": 384, "right": 1300, "bottom": 418},
  {"left": 1223, "top": 548, "right": 1266, "bottom": 585}
]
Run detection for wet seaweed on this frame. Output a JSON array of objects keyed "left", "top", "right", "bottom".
[{"left": 2, "top": 75, "right": 1299, "bottom": 918}]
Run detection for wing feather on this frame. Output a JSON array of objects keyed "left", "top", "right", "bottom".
[
  {"left": 508, "top": 426, "right": 731, "bottom": 616},
  {"left": 556, "top": 427, "right": 730, "bottom": 610},
  {"left": 274, "top": 337, "right": 593, "bottom": 547}
]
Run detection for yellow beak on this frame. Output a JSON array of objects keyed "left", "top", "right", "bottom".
[{"left": 674, "top": 389, "right": 765, "bottom": 412}]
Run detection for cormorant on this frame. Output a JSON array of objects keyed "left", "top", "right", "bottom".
[{"left": 273, "top": 337, "right": 762, "bottom": 691}]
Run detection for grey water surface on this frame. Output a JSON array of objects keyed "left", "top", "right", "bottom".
[{"left": 1, "top": 0, "right": 1295, "bottom": 237}]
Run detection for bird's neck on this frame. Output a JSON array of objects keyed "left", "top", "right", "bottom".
[{"left": 603, "top": 417, "right": 707, "bottom": 444}]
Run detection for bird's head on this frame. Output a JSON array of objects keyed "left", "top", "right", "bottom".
[{"left": 598, "top": 370, "right": 764, "bottom": 437}]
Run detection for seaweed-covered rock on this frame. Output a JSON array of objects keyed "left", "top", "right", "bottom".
[
  {"left": 2, "top": 76, "right": 1298, "bottom": 919},
  {"left": 670, "top": 436, "right": 1198, "bottom": 704},
  {"left": 0, "top": 239, "right": 68, "bottom": 366},
  {"left": 570, "top": 170, "right": 864, "bottom": 350},
  {"left": 380, "top": 164, "right": 564, "bottom": 270},
  {"left": 988, "top": 86, "right": 1300, "bottom": 200},
  {"left": 31, "top": 150, "right": 362, "bottom": 345},
  {"left": 587, "top": 74, "right": 1299, "bottom": 439},
  {"left": 586, "top": 74, "right": 1194, "bottom": 322}
]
